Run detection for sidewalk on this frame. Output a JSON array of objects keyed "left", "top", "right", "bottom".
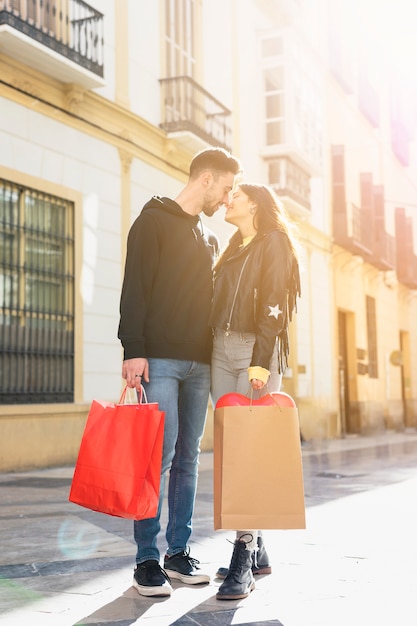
[{"left": 1, "top": 430, "right": 417, "bottom": 626}]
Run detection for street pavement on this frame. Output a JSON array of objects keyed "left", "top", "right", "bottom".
[{"left": 0, "top": 429, "right": 417, "bottom": 626}]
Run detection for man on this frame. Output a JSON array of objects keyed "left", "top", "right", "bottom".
[{"left": 118, "top": 147, "right": 242, "bottom": 597}]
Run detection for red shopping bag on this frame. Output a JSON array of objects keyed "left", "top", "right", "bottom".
[{"left": 69, "top": 386, "right": 165, "bottom": 520}]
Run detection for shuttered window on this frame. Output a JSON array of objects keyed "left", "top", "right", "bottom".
[{"left": 366, "top": 295, "right": 378, "bottom": 379}]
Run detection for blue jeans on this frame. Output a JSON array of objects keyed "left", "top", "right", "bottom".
[{"left": 134, "top": 358, "right": 210, "bottom": 564}]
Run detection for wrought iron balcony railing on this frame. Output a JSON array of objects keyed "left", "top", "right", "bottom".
[
  {"left": 159, "top": 76, "right": 232, "bottom": 153},
  {"left": 0, "top": 0, "right": 104, "bottom": 79},
  {"left": 268, "top": 156, "right": 311, "bottom": 212},
  {"left": 369, "top": 231, "right": 396, "bottom": 271},
  {"left": 333, "top": 202, "right": 373, "bottom": 257}
]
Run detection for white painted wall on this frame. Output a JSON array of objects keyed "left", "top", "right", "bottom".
[{"left": 0, "top": 99, "right": 121, "bottom": 402}]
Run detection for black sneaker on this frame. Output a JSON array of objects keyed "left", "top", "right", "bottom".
[
  {"left": 164, "top": 549, "right": 210, "bottom": 585},
  {"left": 133, "top": 560, "right": 172, "bottom": 597}
]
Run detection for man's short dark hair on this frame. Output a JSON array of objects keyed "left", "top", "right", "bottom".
[{"left": 189, "top": 147, "right": 242, "bottom": 179}]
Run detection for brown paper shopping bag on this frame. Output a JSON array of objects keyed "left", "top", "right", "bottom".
[{"left": 214, "top": 399, "right": 305, "bottom": 530}]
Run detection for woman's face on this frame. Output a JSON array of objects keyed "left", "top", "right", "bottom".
[{"left": 224, "top": 187, "right": 253, "bottom": 227}]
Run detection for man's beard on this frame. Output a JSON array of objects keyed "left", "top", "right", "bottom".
[
  {"left": 201, "top": 186, "right": 219, "bottom": 217},
  {"left": 202, "top": 205, "right": 216, "bottom": 217}
]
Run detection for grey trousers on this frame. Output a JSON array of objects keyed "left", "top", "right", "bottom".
[
  {"left": 211, "top": 328, "right": 282, "bottom": 551},
  {"left": 211, "top": 328, "right": 282, "bottom": 406}
]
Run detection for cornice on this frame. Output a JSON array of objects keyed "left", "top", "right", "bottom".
[{"left": 0, "top": 54, "right": 191, "bottom": 180}]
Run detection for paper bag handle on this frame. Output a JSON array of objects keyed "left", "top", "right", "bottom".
[
  {"left": 119, "top": 384, "right": 148, "bottom": 405},
  {"left": 248, "top": 386, "right": 286, "bottom": 412}
]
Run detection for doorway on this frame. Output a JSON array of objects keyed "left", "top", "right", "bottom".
[
  {"left": 400, "top": 331, "right": 412, "bottom": 427},
  {"left": 338, "top": 310, "right": 359, "bottom": 434}
]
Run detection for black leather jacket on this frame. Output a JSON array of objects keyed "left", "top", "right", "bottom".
[{"left": 209, "top": 230, "right": 300, "bottom": 373}]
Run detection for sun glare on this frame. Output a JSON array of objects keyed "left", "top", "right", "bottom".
[{"left": 358, "top": 0, "right": 416, "bottom": 86}]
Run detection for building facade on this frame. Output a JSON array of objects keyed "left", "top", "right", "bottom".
[{"left": 1, "top": 0, "right": 416, "bottom": 470}]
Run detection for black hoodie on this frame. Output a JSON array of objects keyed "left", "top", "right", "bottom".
[{"left": 118, "top": 196, "right": 218, "bottom": 364}]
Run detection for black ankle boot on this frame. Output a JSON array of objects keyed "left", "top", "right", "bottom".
[
  {"left": 252, "top": 533, "right": 272, "bottom": 575},
  {"left": 216, "top": 536, "right": 255, "bottom": 600},
  {"left": 216, "top": 533, "right": 271, "bottom": 579}
]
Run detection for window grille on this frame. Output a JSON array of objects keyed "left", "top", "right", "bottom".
[{"left": 0, "top": 179, "right": 74, "bottom": 404}]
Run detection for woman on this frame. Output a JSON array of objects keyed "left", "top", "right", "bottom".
[{"left": 209, "top": 183, "right": 301, "bottom": 601}]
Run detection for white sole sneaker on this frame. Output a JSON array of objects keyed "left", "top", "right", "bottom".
[
  {"left": 132, "top": 577, "right": 172, "bottom": 597},
  {"left": 165, "top": 569, "right": 210, "bottom": 585}
]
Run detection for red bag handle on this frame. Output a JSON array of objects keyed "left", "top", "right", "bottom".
[
  {"left": 215, "top": 388, "right": 296, "bottom": 411},
  {"left": 118, "top": 384, "right": 148, "bottom": 405}
]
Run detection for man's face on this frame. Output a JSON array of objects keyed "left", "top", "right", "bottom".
[{"left": 202, "top": 172, "right": 236, "bottom": 217}]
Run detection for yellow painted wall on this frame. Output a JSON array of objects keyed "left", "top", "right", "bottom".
[
  {"left": 0, "top": 402, "right": 214, "bottom": 472},
  {"left": 0, "top": 404, "right": 89, "bottom": 471}
]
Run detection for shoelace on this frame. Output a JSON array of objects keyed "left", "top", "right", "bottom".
[
  {"left": 182, "top": 548, "right": 200, "bottom": 568},
  {"left": 227, "top": 535, "right": 253, "bottom": 574},
  {"left": 145, "top": 562, "right": 171, "bottom": 583}
]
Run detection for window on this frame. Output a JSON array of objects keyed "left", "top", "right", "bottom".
[
  {"left": 366, "top": 296, "right": 378, "bottom": 378},
  {"left": 163, "top": 0, "right": 196, "bottom": 125},
  {"left": 331, "top": 144, "right": 347, "bottom": 241},
  {"left": 264, "top": 66, "right": 285, "bottom": 145},
  {"left": 164, "top": 0, "right": 196, "bottom": 78},
  {"left": 292, "top": 56, "right": 323, "bottom": 166},
  {"left": 0, "top": 179, "right": 74, "bottom": 404},
  {"left": 267, "top": 157, "right": 310, "bottom": 208},
  {"left": 261, "top": 36, "right": 283, "bottom": 59},
  {"left": 260, "top": 30, "right": 323, "bottom": 168}
]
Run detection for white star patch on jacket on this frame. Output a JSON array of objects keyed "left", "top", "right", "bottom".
[{"left": 268, "top": 304, "right": 282, "bottom": 319}]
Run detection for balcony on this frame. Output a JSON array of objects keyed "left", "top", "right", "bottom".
[
  {"left": 395, "top": 207, "right": 417, "bottom": 289},
  {"left": 334, "top": 202, "right": 397, "bottom": 272},
  {"left": 332, "top": 155, "right": 395, "bottom": 268},
  {"left": 333, "top": 202, "right": 373, "bottom": 258},
  {"left": 267, "top": 156, "right": 311, "bottom": 217},
  {"left": 0, "top": 0, "right": 104, "bottom": 89},
  {"left": 396, "top": 248, "right": 417, "bottom": 289},
  {"left": 368, "top": 231, "right": 396, "bottom": 271},
  {"left": 159, "top": 76, "right": 232, "bottom": 153}
]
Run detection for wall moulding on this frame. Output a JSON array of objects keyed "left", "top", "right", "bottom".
[{"left": 0, "top": 56, "right": 192, "bottom": 180}]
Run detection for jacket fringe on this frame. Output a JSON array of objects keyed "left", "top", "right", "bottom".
[{"left": 277, "top": 258, "right": 301, "bottom": 374}]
